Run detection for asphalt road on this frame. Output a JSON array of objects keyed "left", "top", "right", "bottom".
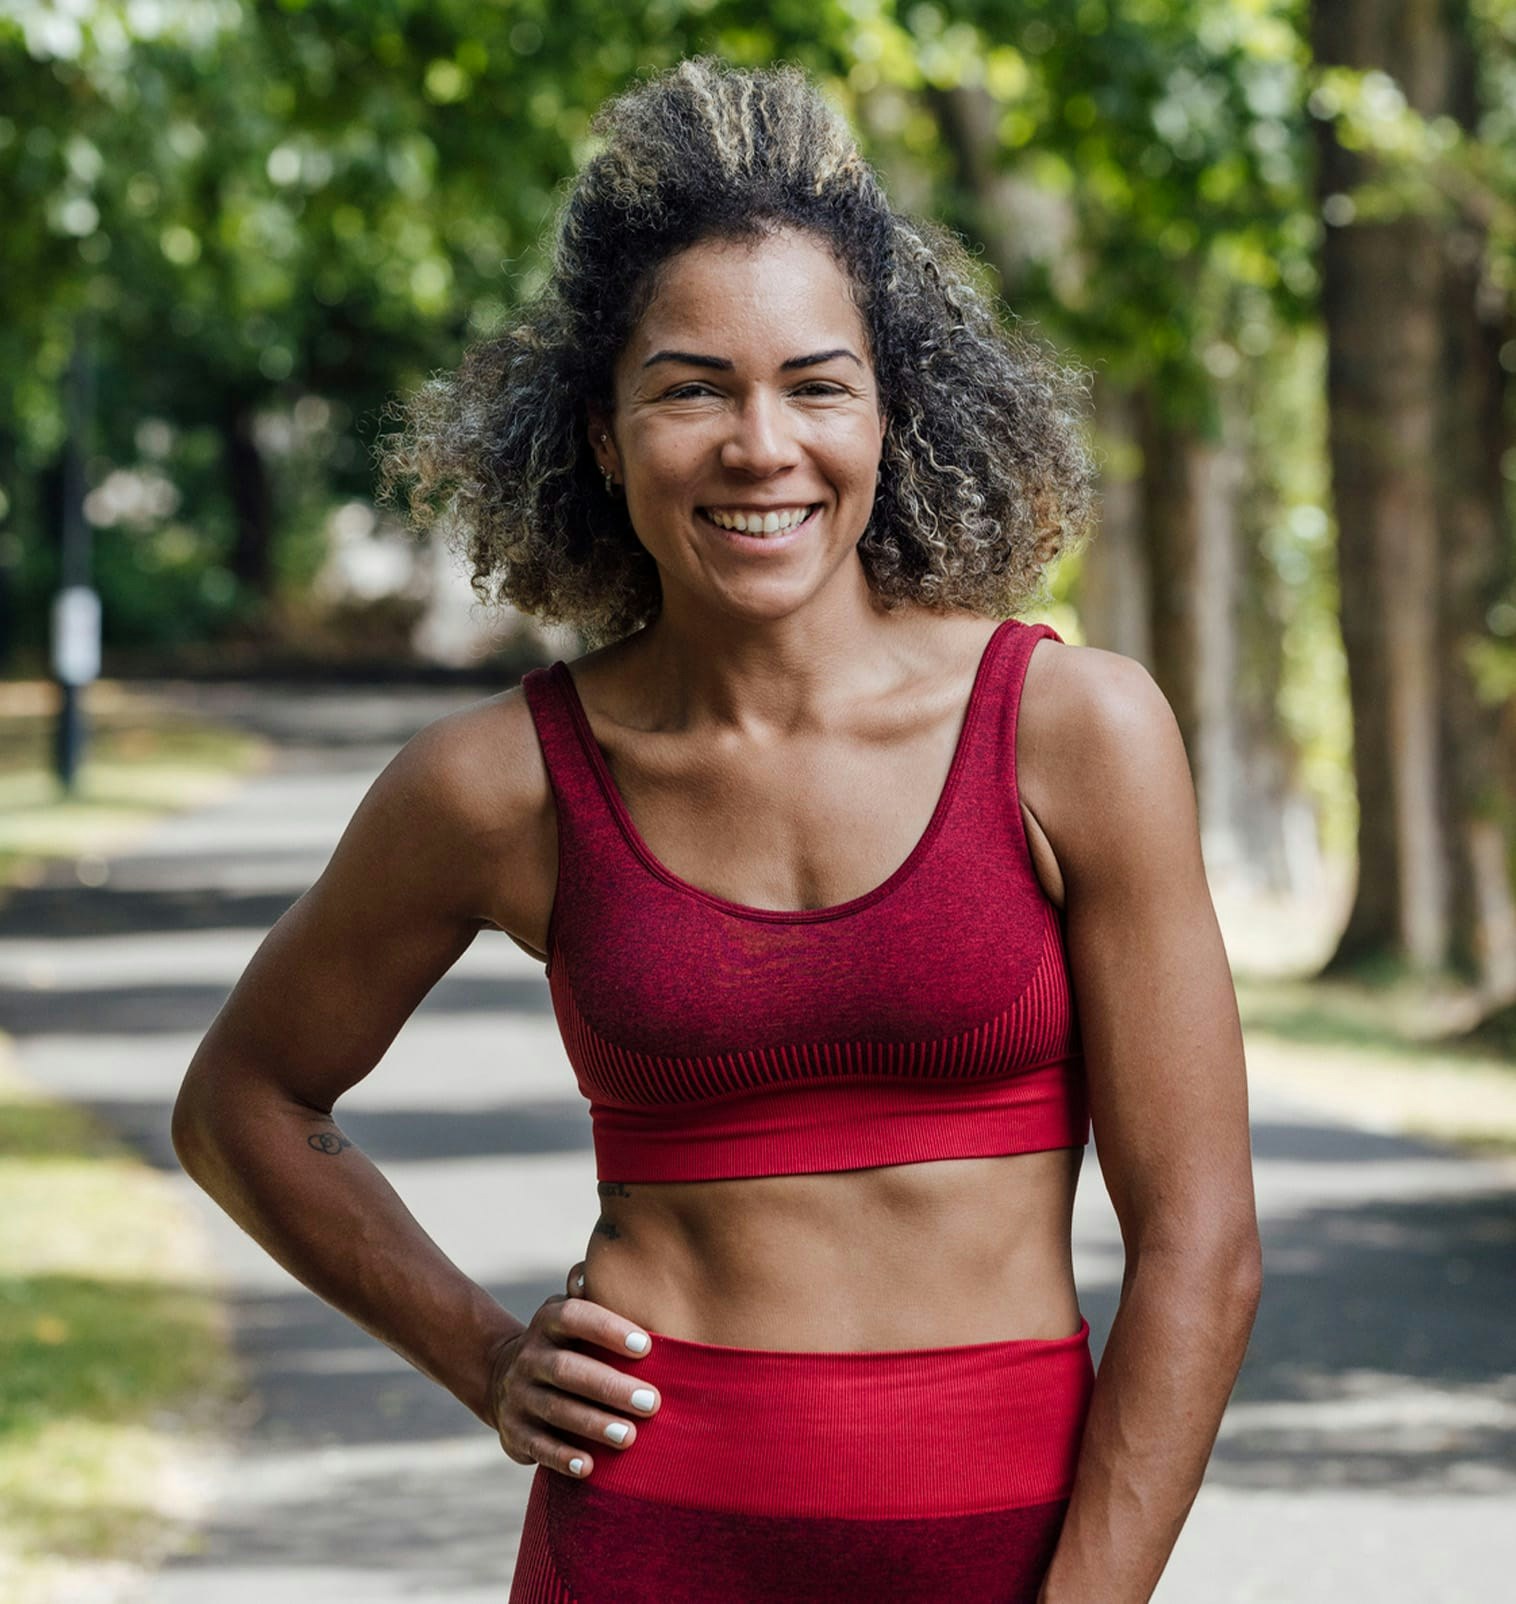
[{"left": 2, "top": 678, "right": 1511, "bottom": 1602}]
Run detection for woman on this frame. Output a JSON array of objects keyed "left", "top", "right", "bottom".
[{"left": 173, "top": 55, "right": 1261, "bottom": 1604}]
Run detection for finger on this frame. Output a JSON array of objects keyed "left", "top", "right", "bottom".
[
  {"left": 483, "top": 1330, "right": 528, "bottom": 1428},
  {"left": 518, "top": 1427, "right": 594, "bottom": 1479},
  {"left": 552, "top": 1292, "right": 654, "bottom": 1360},
  {"left": 536, "top": 1343, "right": 662, "bottom": 1419},
  {"left": 518, "top": 1378, "right": 641, "bottom": 1450}
]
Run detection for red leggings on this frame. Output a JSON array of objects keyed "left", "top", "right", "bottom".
[{"left": 508, "top": 1315, "right": 1095, "bottom": 1603}]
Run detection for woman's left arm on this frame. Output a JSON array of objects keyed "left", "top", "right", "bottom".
[{"left": 1024, "top": 642, "right": 1264, "bottom": 1604}]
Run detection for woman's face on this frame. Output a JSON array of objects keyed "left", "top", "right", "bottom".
[{"left": 590, "top": 226, "right": 888, "bottom": 622}]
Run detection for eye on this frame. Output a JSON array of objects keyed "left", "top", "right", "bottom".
[{"left": 663, "top": 382, "right": 847, "bottom": 400}]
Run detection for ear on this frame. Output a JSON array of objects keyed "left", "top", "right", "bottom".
[{"left": 586, "top": 404, "right": 616, "bottom": 468}]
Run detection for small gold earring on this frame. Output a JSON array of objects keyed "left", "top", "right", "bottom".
[{"left": 598, "top": 431, "right": 617, "bottom": 495}]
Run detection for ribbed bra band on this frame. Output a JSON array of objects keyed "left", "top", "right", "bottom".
[{"left": 517, "top": 615, "right": 1090, "bottom": 1183}]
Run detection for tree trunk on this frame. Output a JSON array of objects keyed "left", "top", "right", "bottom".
[
  {"left": 920, "top": 82, "right": 1080, "bottom": 299},
  {"left": 1312, "top": 0, "right": 1451, "bottom": 976},
  {"left": 923, "top": 79, "right": 1296, "bottom": 903},
  {"left": 1079, "top": 374, "right": 1151, "bottom": 664},
  {"left": 1435, "top": 0, "right": 1516, "bottom": 1005},
  {"left": 1231, "top": 366, "right": 1311, "bottom": 902},
  {"left": 1135, "top": 383, "right": 1251, "bottom": 888},
  {"left": 221, "top": 397, "right": 274, "bottom": 597}
]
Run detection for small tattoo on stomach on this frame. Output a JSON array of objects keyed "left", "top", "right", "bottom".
[{"left": 592, "top": 1215, "right": 622, "bottom": 1240}]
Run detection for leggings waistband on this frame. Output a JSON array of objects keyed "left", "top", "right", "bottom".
[{"left": 566, "top": 1315, "right": 1095, "bottom": 1519}]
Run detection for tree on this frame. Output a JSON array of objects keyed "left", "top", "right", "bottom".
[{"left": 1312, "top": 0, "right": 1516, "bottom": 1000}]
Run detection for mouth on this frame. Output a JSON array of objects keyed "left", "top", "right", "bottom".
[{"left": 696, "top": 503, "right": 823, "bottom": 548}]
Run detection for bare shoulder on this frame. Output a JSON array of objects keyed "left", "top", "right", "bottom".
[
  {"left": 1017, "top": 634, "right": 1198, "bottom": 901},
  {"left": 1019, "top": 635, "right": 1258, "bottom": 1267},
  {"left": 401, "top": 684, "right": 548, "bottom": 844},
  {"left": 398, "top": 682, "right": 558, "bottom": 954},
  {"left": 174, "top": 681, "right": 559, "bottom": 1119}
]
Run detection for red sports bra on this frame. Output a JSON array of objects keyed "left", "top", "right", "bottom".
[{"left": 519, "top": 616, "right": 1090, "bottom": 1183}]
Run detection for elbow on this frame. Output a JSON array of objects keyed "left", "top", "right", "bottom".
[
  {"left": 1216, "top": 1237, "right": 1264, "bottom": 1357},
  {"left": 170, "top": 1061, "right": 234, "bottom": 1180},
  {"left": 170, "top": 1085, "right": 214, "bottom": 1179},
  {"left": 1130, "top": 1225, "right": 1264, "bottom": 1313},
  {"left": 170, "top": 1061, "right": 321, "bottom": 1183},
  {"left": 1222, "top": 1234, "right": 1264, "bottom": 1327},
  {"left": 1215, "top": 1216, "right": 1264, "bottom": 1300}
]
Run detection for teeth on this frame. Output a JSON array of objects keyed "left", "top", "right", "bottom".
[{"left": 704, "top": 505, "right": 815, "bottom": 534}]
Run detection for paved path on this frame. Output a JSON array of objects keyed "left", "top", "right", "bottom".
[{"left": 2, "top": 679, "right": 1512, "bottom": 1602}]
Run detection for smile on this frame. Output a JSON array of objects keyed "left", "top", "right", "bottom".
[{"left": 696, "top": 504, "right": 822, "bottom": 547}]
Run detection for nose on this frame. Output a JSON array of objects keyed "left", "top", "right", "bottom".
[{"left": 719, "top": 389, "right": 800, "bottom": 477}]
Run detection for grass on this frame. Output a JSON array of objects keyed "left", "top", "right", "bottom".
[
  {"left": 0, "top": 680, "right": 269, "bottom": 896},
  {"left": 0, "top": 674, "right": 1511, "bottom": 1602},
  {"left": 1207, "top": 876, "right": 1516, "bottom": 1157},
  {"left": 0, "top": 680, "right": 267, "bottom": 1602},
  {"left": 1233, "top": 970, "right": 1516, "bottom": 1158},
  {"left": 0, "top": 1050, "right": 249, "bottom": 1604}
]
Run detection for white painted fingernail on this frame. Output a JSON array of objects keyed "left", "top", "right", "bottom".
[
  {"left": 630, "top": 1387, "right": 657, "bottom": 1412},
  {"left": 575, "top": 1272, "right": 585, "bottom": 1290},
  {"left": 624, "top": 1330, "right": 650, "bottom": 1353},
  {"left": 604, "top": 1422, "right": 630, "bottom": 1443},
  {"left": 569, "top": 1457, "right": 585, "bottom": 1475}
]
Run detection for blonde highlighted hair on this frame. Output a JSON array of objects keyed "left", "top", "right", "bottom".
[{"left": 376, "top": 55, "right": 1099, "bottom": 647}]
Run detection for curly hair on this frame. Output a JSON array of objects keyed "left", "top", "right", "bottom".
[{"left": 374, "top": 54, "right": 1099, "bottom": 648}]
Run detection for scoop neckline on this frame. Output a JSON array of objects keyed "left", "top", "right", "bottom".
[{"left": 551, "top": 617, "right": 1018, "bottom": 925}]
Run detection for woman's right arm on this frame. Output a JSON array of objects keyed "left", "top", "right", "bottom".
[{"left": 169, "top": 692, "right": 659, "bottom": 1468}]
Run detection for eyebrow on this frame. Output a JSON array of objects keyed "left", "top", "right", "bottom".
[{"left": 641, "top": 347, "right": 863, "bottom": 372}]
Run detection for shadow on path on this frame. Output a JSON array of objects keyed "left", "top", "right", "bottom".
[
  {"left": 3, "top": 680, "right": 1513, "bottom": 1598},
  {"left": 2, "top": 1090, "right": 595, "bottom": 1173},
  {"left": 0, "top": 966, "right": 554, "bottom": 1040}
]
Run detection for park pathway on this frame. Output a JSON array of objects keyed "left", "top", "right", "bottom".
[{"left": 0, "top": 678, "right": 1511, "bottom": 1602}]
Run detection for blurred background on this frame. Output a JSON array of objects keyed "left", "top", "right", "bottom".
[{"left": 1, "top": 2, "right": 1513, "bottom": 1601}]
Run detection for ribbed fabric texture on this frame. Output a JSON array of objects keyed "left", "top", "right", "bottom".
[
  {"left": 520, "top": 616, "right": 1090, "bottom": 1183},
  {"left": 509, "top": 1470, "right": 572, "bottom": 1602},
  {"left": 518, "top": 1486, "right": 1071, "bottom": 1604},
  {"left": 506, "top": 1320, "right": 1095, "bottom": 1602},
  {"left": 560, "top": 1317, "right": 1093, "bottom": 1518}
]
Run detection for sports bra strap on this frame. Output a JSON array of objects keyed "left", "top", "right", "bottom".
[
  {"left": 519, "top": 662, "right": 616, "bottom": 836},
  {"left": 945, "top": 617, "right": 1062, "bottom": 830},
  {"left": 520, "top": 615, "right": 1063, "bottom": 874}
]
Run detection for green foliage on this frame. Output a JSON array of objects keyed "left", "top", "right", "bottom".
[
  {"left": 0, "top": 0, "right": 866, "bottom": 651},
  {"left": 0, "top": 0, "right": 1510, "bottom": 673},
  {"left": 0, "top": 1055, "right": 246, "bottom": 1579}
]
